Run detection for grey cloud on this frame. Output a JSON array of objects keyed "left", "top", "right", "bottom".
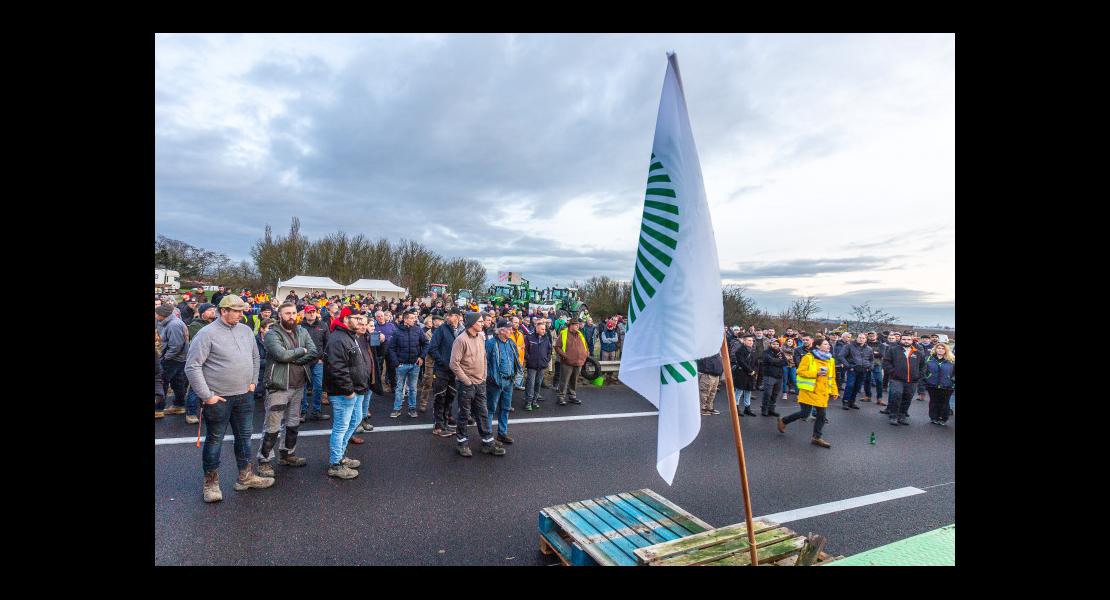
[
  {"left": 721, "top": 256, "right": 893, "bottom": 278},
  {"left": 844, "top": 279, "right": 881, "bottom": 284}
]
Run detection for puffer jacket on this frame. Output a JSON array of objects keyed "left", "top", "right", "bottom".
[
  {"left": 388, "top": 322, "right": 429, "bottom": 365},
  {"left": 696, "top": 354, "right": 724, "bottom": 377},
  {"left": 263, "top": 324, "right": 318, "bottom": 391},
  {"left": 524, "top": 331, "right": 553, "bottom": 369},
  {"left": 324, "top": 327, "right": 370, "bottom": 396},
  {"left": 923, "top": 357, "right": 955, "bottom": 389},
  {"left": 845, "top": 342, "right": 872, "bottom": 371},
  {"left": 428, "top": 321, "right": 459, "bottom": 372}
]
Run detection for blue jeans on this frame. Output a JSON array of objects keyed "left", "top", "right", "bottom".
[
  {"left": 301, "top": 362, "right": 324, "bottom": 415},
  {"left": 255, "top": 360, "right": 267, "bottom": 398},
  {"left": 734, "top": 388, "right": 752, "bottom": 407},
  {"left": 159, "top": 359, "right": 188, "bottom": 410},
  {"left": 486, "top": 378, "right": 513, "bottom": 437},
  {"left": 328, "top": 393, "right": 363, "bottom": 465},
  {"left": 949, "top": 391, "right": 955, "bottom": 413},
  {"left": 393, "top": 363, "right": 419, "bottom": 410},
  {"left": 201, "top": 393, "right": 254, "bottom": 473},
  {"left": 871, "top": 364, "right": 884, "bottom": 397},
  {"left": 185, "top": 388, "right": 199, "bottom": 417},
  {"left": 844, "top": 369, "right": 867, "bottom": 405},
  {"left": 783, "top": 367, "right": 797, "bottom": 393},
  {"left": 514, "top": 370, "right": 525, "bottom": 389}
]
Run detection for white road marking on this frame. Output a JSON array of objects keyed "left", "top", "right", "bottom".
[
  {"left": 756, "top": 487, "right": 926, "bottom": 524},
  {"left": 154, "top": 411, "right": 661, "bottom": 446}
]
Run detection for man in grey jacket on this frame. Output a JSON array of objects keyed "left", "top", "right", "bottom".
[
  {"left": 185, "top": 295, "right": 274, "bottom": 503},
  {"left": 256, "top": 302, "right": 318, "bottom": 477},
  {"left": 156, "top": 303, "right": 190, "bottom": 415}
]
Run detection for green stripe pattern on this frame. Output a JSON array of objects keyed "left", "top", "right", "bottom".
[{"left": 629, "top": 153, "right": 695, "bottom": 385}]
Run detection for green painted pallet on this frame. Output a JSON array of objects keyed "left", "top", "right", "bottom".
[{"left": 634, "top": 520, "right": 842, "bottom": 566}]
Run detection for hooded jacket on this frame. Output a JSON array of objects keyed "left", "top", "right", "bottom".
[
  {"left": 883, "top": 343, "right": 926, "bottom": 383},
  {"left": 158, "top": 313, "right": 189, "bottom": 362},
  {"left": 324, "top": 326, "right": 370, "bottom": 396}
]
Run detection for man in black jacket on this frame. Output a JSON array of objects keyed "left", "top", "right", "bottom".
[
  {"left": 881, "top": 334, "right": 926, "bottom": 426},
  {"left": 299, "top": 305, "right": 330, "bottom": 422},
  {"left": 730, "top": 334, "right": 758, "bottom": 417},
  {"left": 523, "top": 320, "right": 553, "bottom": 411},
  {"left": 760, "top": 339, "right": 788, "bottom": 417},
  {"left": 696, "top": 346, "right": 725, "bottom": 416},
  {"left": 866, "top": 331, "right": 883, "bottom": 402},
  {"left": 428, "top": 308, "right": 462, "bottom": 436},
  {"left": 388, "top": 309, "right": 429, "bottom": 419},
  {"left": 323, "top": 308, "right": 368, "bottom": 479},
  {"left": 841, "top": 333, "right": 872, "bottom": 410}
]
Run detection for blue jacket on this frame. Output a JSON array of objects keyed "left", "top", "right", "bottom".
[
  {"left": 256, "top": 333, "right": 267, "bottom": 363},
  {"left": 387, "top": 322, "right": 429, "bottom": 365},
  {"left": 428, "top": 322, "right": 459, "bottom": 371},
  {"left": 486, "top": 335, "right": 522, "bottom": 383},
  {"left": 524, "top": 331, "right": 554, "bottom": 369},
  {"left": 923, "top": 357, "right": 955, "bottom": 389},
  {"left": 582, "top": 324, "right": 597, "bottom": 348},
  {"left": 377, "top": 321, "right": 397, "bottom": 348}
]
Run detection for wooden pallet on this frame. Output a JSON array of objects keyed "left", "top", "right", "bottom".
[
  {"left": 538, "top": 489, "right": 714, "bottom": 566},
  {"left": 633, "top": 519, "right": 843, "bottom": 566}
]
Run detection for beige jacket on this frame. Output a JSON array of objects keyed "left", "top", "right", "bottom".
[{"left": 450, "top": 329, "right": 487, "bottom": 386}]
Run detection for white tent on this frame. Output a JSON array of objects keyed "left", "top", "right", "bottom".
[
  {"left": 275, "top": 276, "right": 347, "bottom": 301},
  {"left": 345, "top": 278, "right": 408, "bottom": 300}
]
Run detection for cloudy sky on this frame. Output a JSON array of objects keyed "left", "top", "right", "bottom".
[{"left": 155, "top": 33, "right": 955, "bottom": 327}]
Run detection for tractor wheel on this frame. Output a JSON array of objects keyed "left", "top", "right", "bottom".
[{"left": 581, "top": 358, "right": 600, "bottom": 381}]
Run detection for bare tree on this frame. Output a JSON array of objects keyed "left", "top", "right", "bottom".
[
  {"left": 847, "top": 301, "right": 898, "bottom": 333},
  {"left": 786, "top": 296, "right": 822, "bottom": 331},
  {"left": 723, "top": 285, "right": 760, "bottom": 329},
  {"left": 581, "top": 276, "right": 632, "bottom": 319}
]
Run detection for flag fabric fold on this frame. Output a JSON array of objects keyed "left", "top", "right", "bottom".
[{"left": 618, "top": 52, "right": 724, "bottom": 485}]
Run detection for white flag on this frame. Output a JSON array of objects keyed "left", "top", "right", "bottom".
[{"left": 619, "top": 52, "right": 724, "bottom": 485}]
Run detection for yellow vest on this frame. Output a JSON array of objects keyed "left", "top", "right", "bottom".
[{"left": 560, "top": 328, "right": 588, "bottom": 354}]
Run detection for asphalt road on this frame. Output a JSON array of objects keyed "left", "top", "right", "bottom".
[{"left": 154, "top": 379, "right": 954, "bottom": 565}]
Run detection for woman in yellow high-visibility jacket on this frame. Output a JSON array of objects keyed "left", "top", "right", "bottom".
[{"left": 777, "top": 337, "right": 838, "bottom": 448}]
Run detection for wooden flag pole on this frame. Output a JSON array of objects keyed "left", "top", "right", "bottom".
[{"left": 719, "top": 334, "right": 759, "bottom": 566}]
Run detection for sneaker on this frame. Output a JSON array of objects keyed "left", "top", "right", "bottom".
[
  {"left": 701, "top": 410, "right": 711, "bottom": 416},
  {"left": 457, "top": 444, "right": 473, "bottom": 457},
  {"left": 524, "top": 403, "right": 534, "bottom": 411},
  {"left": 930, "top": 419, "right": 940, "bottom": 426},
  {"left": 165, "top": 406, "right": 186, "bottom": 415},
  {"left": 496, "top": 433, "right": 514, "bottom": 444},
  {"left": 327, "top": 463, "right": 359, "bottom": 479},
  {"left": 256, "top": 461, "right": 275, "bottom": 478},
  {"left": 557, "top": 399, "right": 568, "bottom": 406},
  {"left": 408, "top": 410, "right": 418, "bottom": 418},
  {"left": 447, "top": 418, "right": 457, "bottom": 428},
  {"left": 155, "top": 410, "right": 165, "bottom": 419},
  {"left": 782, "top": 394, "right": 789, "bottom": 401},
  {"left": 432, "top": 427, "right": 445, "bottom": 435},
  {"left": 876, "top": 400, "right": 887, "bottom": 406},
  {"left": 897, "top": 418, "right": 910, "bottom": 426},
  {"left": 361, "top": 420, "right": 374, "bottom": 432},
  {"left": 340, "top": 456, "right": 361, "bottom": 469},
  {"left": 446, "top": 423, "right": 458, "bottom": 433},
  {"left": 761, "top": 409, "right": 768, "bottom": 416},
  {"left": 570, "top": 397, "right": 582, "bottom": 405},
  {"left": 842, "top": 404, "right": 851, "bottom": 411},
  {"left": 811, "top": 437, "right": 832, "bottom": 449},
  {"left": 509, "top": 406, "right": 515, "bottom": 413},
  {"left": 481, "top": 443, "right": 507, "bottom": 456},
  {"left": 937, "top": 420, "right": 948, "bottom": 427},
  {"left": 279, "top": 453, "right": 307, "bottom": 467},
  {"left": 355, "top": 425, "right": 366, "bottom": 433},
  {"left": 860, "top": 396, "right": 872, "bottom": 402},
  {"left": 889, "top": 419, "right": 900, "bottom": 426},
  {"left": 437, "top": 428, "right": 455, "bottom": 437},
  {"left": 390, "top": 410, "right": 402, "bottom": 418},
  {"left": 185, "top": 414, "right": 199, "bottom": 424},
  {"left": 878, "top": 409, "right": 890, "bottom": 415},
  {"left": 467, "top": 418, "right": 476, "bottom": 427},
  {"left": 711, "top": 409, "right": 721, "bottom": 415}
]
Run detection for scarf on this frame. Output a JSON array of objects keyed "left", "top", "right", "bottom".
[{"left": 812, "top": 349, "right": 832, "bottom": 361}]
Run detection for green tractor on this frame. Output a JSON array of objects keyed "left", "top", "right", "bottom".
[
  {"left": 548, "top": 287, "right": 586, "bottom": 317},
  {"left": 486, "top": 284, "right": 513, "bottom": 307},
  {"left": 455, "top": 288, "right": 474, "bottom": 308},
  {"left": 508, "top": 278, "right": 538, "bottom": 310}
]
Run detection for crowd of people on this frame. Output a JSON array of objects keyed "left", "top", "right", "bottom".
[
  {"left": 156, "top": 286, "right": 953, "bottom": 502},
  {"left": 155, "top": 286, "right": 630, "bottom": 502},
  {"left": 699, "top": 326, "right": 955, "bottom": 450}
]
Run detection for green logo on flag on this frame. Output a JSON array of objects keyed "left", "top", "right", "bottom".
[{"left": 628, "top": 153, "right": 696, "bottom": 384}]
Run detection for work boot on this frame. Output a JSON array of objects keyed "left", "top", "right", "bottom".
[
  {"left": 234, "top": 464, "right": 275, "bottom": 491},
  {"left": 155, "top": 410, "right": 165, "bottom": 419},
  {"left": 743, "top": 407, "right": 757, "bottom": 416},
  {"left": 327, "top": 463, "right": 359, "bottom": 479},
  {"left": 361, "top": 417, "right": 374, "bottom": 432},
  {"left": 457, "top": 444, "right": 473, "bottom": 457},
  {"left": 165, "top": 406, "right": 186, "bottom": 415},
  {"left": 496, "top": 433, "right": 514, "bottom": 444},
  {"left": 340, "top": 456, "right": 361, "bottom": 469},
  {"left": 761, "top": 409, "right": 768, "bottom": 416},
  {"left": 777, "top": 417, "right": 787, "bottom": 434},
  {"left": 308, "top": 412, "right": 330, "bottom": 421},
  {"left": 811, "top": 437, "right": 832, "bottom": 449},
  {"left": 256, "top": 461, "right": 275, "bottom": 478},
  {"left": 481, "top": 443, "right": 507, "bottom": 456},
  {"left": 185, "top": 414, "right": 199, "bottom": 424},
  {"left": 203, "top": 470, "right": 223, "bottom": 503},
  {"left": 279, "top": 451, "right": 307, "bottom": 467},
  {"left": 767, "top": 410, "right": 780, "bottom": 417}
]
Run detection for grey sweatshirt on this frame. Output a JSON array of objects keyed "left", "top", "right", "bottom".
[
  {"left": 158, "top": 314, "right": 189, "bottom": 362},
  {"left": 185, "top": 318, "right": 260, "bottom": 400}
]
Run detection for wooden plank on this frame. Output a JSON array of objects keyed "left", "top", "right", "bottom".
[
  {"left": 542, "top": 504, "right": 618, "bottom": 566},
  {"left": 564, "top": 501, "right": 641, "bottom": 565},
  {"left": 654, "top": 527, "right": 798, "bottom": 566},
  {"left": 595, "top": 496, "right": 674, "bottom": 546},
  {"left": 539, "top": 533, "right": 571, "bottom": 565},
  {"left": 632, "top": 489, "right": 712, "bottom": 534},
  {"left": 616, "top": 492, "right": 692, "bottom": 538},
  {"left": 604, "top": 495, "right": 681, "bottom": 542},
  {"left": 774, "top": 555, "right": 799, "bottom": 566},
  {"left": 633, "top": 520, "right": 779, "bottom": 564},
  {"left": 700, "top": 536, "right": 808, "bottom": 566},
  {"left": 579, "top": 499, "right": 656, "bottom": 549}
]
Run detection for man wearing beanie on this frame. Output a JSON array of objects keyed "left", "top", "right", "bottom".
[
  {"left": 449, "top": 312, "right": 505, "bottom": 457},
  {"left": 183, "top": 302, "right": 218, "bottom": 423},
  {"left": 156, "top": 303, "right": 190, "bottom": 415}
]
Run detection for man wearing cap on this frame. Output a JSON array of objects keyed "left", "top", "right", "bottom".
[
  {"left": 185, "top": 295, "right": 273, "bottom": 502},
  {"left": 323, "top": 307, "right": 370, "bottom": 479},
  {"left": 486, "top": 320, "right": 523, "bottom": 444},
  {"left": 183, "top": 302, "right": 217, "bottom": 423},
  {"left": 429, "top": 308, "right": 462, "bottom": 436},
  {"left": 450, "top": 312, "right": 504, "bottom": 457},
  {"left": 155, "top": 303, "right": 190, "bottom": 416},
  {"left": 299, "top": 304, "right": 330, "bottom": 421},
  {"left": 555, "top": 318, "right": 589, "bottom": 406},
  {"left": 180, "top": 297, "right": 198, "bottom": 323},
  {"left": 256, "top": 302, "right": 318, "bottom": 477}
]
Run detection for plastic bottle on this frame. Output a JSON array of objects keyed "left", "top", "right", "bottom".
[{"left": 869, "top": 431, "right": 876, "bottom": 445}]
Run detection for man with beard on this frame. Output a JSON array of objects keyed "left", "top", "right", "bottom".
[{"left": 256, "top": 303, "right": 318, "bottom": 478}]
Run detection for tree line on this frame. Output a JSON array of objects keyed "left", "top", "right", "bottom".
[{"left": 156, "top": 216, "right": 486, "bottom": 296}]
